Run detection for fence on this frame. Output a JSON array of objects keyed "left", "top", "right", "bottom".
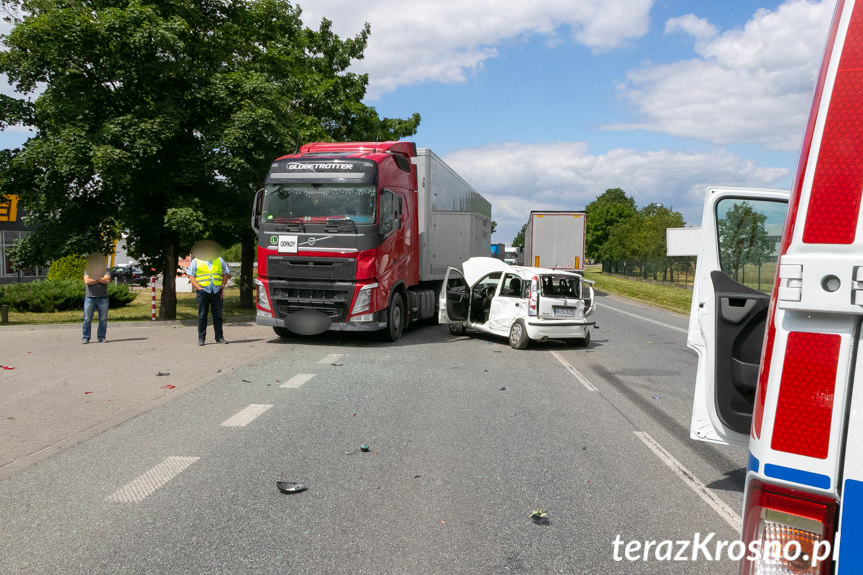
[{"left": 601, "top": 258, "right": 697, "bottom": 290}]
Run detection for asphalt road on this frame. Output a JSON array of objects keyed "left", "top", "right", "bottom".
[{"left": 0, "top": 292, "right": 747, "bottom": 574}]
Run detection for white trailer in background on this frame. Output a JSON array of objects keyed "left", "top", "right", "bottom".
[{"left": 523, "top": 211, "right": 586, "bottom": 271}]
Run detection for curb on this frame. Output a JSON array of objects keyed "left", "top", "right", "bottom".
[{"left": 0, "top": 315, "right": 257, "bottom": 331}]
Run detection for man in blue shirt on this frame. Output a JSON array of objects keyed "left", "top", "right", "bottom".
[{"left": 188, "top": 241, "right": 231, "bottom": 346}]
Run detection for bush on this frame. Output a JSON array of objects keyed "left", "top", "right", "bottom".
[
  {"left": 47, "top": 254, "right": 87, "bottom": 280},
  {"left": 0, "top": 279, "right": 137, "bottom": 312}
]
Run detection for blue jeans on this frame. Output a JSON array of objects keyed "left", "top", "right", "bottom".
[
  {"left": 83, "top": 296, "right": 109, "bottom": 341},
  {"left": 197, "top": 289, "right": 224, "bottom": 341}
]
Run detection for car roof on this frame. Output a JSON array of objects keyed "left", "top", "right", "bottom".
[{"left": 461, "top": 257, "right": 583, "bottom": 284}]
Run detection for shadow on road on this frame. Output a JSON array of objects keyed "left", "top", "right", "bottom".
[{"left": 706, "top": 467, "right": 746, "bottom": 493}]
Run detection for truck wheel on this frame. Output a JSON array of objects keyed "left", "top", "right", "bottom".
[
  {"left": 384, "top": 293, "right": 405, "bottom": 342},
  {"left": 449, "top": 323, "right": 466, "bottom": 336},
  {"left": 509, "top": 319, "right": 529, "bottom": 350},
  {"left": 273, "top": 327, "right": 292, "bottom": 339}
]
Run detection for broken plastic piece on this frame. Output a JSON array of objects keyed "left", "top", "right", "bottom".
[
  {"left": 276, "top": 481, "right": 307, "bottom": 494},
  {"left": 156, "top": 372, "right": 170, "bottom": 376},
  {"left": 84, "top": 391, "right": 93, "bottom": 395},
  {"left": 1, "top": 365, "right": 14, "bottom": 370},
  {"left": 360, "top": 444, "right": 370, "bottom": 452},
  {"left": 529, "top": 508, "right": 547, "bottom": 519},
  {"left": 331, "top": 362, "right": 343, "bottom": 366},
  {"left": 652, "top": 395, "right": 661, "bottom": 400},
  {"left": 161, "top": 384, "right": 176, "bottom": 390}
]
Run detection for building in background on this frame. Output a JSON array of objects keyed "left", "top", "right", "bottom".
[{"left": 0, "top": 195, "right": 47, "bottom": 284}]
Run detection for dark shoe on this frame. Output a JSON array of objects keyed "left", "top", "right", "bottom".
[
  {"left": 198, "top": 340, "right": 205, "bottom": 346},
  {"left": 82, "top": 339, "right": 90, "bottom": 344},
  {"left": 98, "top": 338, "right": 106, "bottom": 343},
  {"left": 216, "top": 338, "right": 227, "bottom": 344}
]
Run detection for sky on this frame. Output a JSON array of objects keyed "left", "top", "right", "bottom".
[{"left": 0, "top": 0, "right": 838, "bottom": 244}]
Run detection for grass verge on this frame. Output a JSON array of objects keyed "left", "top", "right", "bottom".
[
  {"left": 0, "top": 287, "right": 255, "bottom": 326},
  {"left": 584, "top": 265, "right": 692, "bottom": 315}
]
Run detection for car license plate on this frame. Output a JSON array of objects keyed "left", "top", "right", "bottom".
[{"left": 553, "top": 307, "right": 576, "bottom": 317}]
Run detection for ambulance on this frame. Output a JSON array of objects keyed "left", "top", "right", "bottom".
[{"left": 688, "top": 1, "right": 863, "bottom": 573}]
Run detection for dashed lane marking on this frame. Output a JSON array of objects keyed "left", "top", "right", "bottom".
[
  {"left": 106, "top": 456, "right": 200, "bottom": 503},
  {"left": 319, "top": 353, "right": 344, "bottom": 364},
  {"left": 281, "top": 374, "right": 315, "bottom": 389},
  {"left": 220, "top": 404, "right": 273, "bottom": 427},
  {"left": 550, "top": 350, "right": 599, "bottom": 392},
  {"left": 634, "top": 431, "right": 742, "bottom": 531}
]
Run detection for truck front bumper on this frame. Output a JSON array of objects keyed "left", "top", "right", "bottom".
[{"left": 256, "top": 311, "right": 387, "bottom": 333}]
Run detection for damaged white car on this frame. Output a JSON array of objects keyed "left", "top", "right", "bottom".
[{"left": 438, "top": 257, "right": 595, "bottom": 349}]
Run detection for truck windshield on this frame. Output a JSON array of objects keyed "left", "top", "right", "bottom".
[{"left": 262, "top": 183, "right": 377, "bottom": 224}]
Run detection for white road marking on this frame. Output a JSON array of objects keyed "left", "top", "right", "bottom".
[
  {"left": 220, "top": 404, "right": 273, "bottom": 427},
  {"left": 598, "top": 303, "right": 688, "bottom": 334},
  {"left": 550, "top": 350, "right": 599, "bottom": 392},
  {"left": 106, "top": 456, "right": 199, "bottom": 503},
  {"left": 634, "top": 431, "right": 742, "bottom": 532},
  {"left": 281, "top": 373, "right": 315, "bottom": 388},
  {"left": 319, "top": 353, "right": 344, "bottom": 364}
]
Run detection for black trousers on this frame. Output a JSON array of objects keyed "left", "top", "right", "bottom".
[{"left": 196, "top": 289, "right": 224, "bottom": 341}]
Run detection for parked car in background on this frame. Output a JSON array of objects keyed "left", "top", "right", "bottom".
[
  {"left": 109, "top": 266, "right": 149, "bottom": 286},
  {"left": 439, "top": 257, "right": 595, "bottom": 349}
]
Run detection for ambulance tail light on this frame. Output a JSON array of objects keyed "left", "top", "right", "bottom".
[
  {"left": 255, "top": 278, "right": 273, "bottom": 316},
  {"left": 528, "top": 276, "right": 538, "bottom": 316},
  {"left": 740, "top": 479, "right": 838, "bottom": 575}
]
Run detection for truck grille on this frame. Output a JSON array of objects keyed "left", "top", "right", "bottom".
[{"left": 271, "top": 284, "right": 352, "bottom": 322}]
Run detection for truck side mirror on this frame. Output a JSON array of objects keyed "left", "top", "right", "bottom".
[{"left": 251, "top": 188, "right": 264, "bottom": 234}]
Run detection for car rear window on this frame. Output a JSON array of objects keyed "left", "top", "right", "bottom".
[{"left": 540, "top": 275, "right": 578, "bottom": 298}]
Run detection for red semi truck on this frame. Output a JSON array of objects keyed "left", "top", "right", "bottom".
[{"left": 251, "top": 141, "right": 492, "bottom": 341}]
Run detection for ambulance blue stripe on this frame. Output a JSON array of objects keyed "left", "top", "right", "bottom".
[
  {"left": 838, "top": 479, "right": 863, "bottom": 572},
  {"left": 748, "top": 453, "right": 760, "bottom": 474},
  {"left": 764, "top": 464, "right": 831, "bottom": 489}
]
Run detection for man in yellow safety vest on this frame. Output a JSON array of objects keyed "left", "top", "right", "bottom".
[{"left": 188, "top": 240, "right": 231, "bottom": 346}]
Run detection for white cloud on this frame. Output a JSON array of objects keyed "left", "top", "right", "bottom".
[
  {"left": 609, "top": 0, "right": 834, "bottom": 150},
  {"left": 298, "top": 0, "right": 653, "bottom": 98},
  {"left": 665, "top": 14, "right": 717, "bottom": 40},
  {"left": 442, "top": 142, "right": 788, "bottom": 241}
]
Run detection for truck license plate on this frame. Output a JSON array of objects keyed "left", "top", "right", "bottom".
[{"left": 553, "top": 307, "right": 575, "bottom": 317}]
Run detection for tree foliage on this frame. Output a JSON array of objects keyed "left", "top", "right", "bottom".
[
  {"left": 585, "top": 188, "right": 637, "bottom": 261},
  {"left": 512, "top": 223, "right": 527, "bottom": 248},
  {"left": 0, "top": 0, "right": 419, "bottom": 317}
]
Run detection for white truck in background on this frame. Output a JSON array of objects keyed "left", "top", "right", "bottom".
[{"left": 523, "top": 211, "right": 586, "bottom": 271}]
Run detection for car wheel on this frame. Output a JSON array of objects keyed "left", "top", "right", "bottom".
[
  {"left": 509, "top": 319, "right": 529, "bottom": 350},
  {"left": 273, "top": 327, "right": 292, "bottom": 338},
  {"left": 449, "top": 323, "right": 466, "bottom": 336},
  {"left": 573, "top": 330, "right": 591, "bottom": 347},
  {"left": 383, "top": 293, "right": 405, "bottom": 342}
]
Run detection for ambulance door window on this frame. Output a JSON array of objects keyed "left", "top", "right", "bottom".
[{"left": 711, "top": 198, "right": 789, "bottom": 432}]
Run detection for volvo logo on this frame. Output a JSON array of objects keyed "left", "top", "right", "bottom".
[{"left": 307, "top": 236, "right": 316, "bottom": 246}]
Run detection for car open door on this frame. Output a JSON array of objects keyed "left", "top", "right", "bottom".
[
  {"left": 438, "top": 267, "right": 469, "bottom": 324},
  {"left": 688, "top": 187, "right": 789, "bottom": 447}
]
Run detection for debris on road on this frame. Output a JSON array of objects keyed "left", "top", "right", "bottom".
[
  {"left": 84, "top": 391, "right": 93, "bottom": 395},
  {"left": 529, "top": 508, "right": 547, "bottom": 519},
  {"left": 1, "top": 365, "right": 14, "bottom": 370},
  {"left": 360, "top": 444, "right": 370, "bottom": 452},
  {"left": 331, "top": 362, "right": 343, "bottom": 366},
  {"left": 156, "top": 372, "right": 170, "bottom": 377},
  {"left": 160, "top": 384, "right": 176, "bottom": 390},
  {"left": 499, "top": 387, "right": 506, "bottom": 391},
  {"left": 652, "top": 395, "right": 661, "bottom": 400},
  {"left": 276, "top": 481, "right": 307, "bottom": 494},
  {"left": 241, "top": 379, "right": 252, "bottom": 383}
]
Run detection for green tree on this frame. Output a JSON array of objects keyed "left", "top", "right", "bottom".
[
  {"left": 512, "top": 223, "right": 527, "bottom": 248},
  {"left": 603, "top": 203, "right": 684, "bottom": 279},
  {"left": 717, "top": 201, "right": 771, "bottom": 283},
  {"left": 0, "top": 0, "right": 419, "bottom": 317},
  {"left": 490, "top": 220, "right": 497, "bottom": 235},
  {"left": 585, "top": 188, "right": 637, "bottom": 267}
]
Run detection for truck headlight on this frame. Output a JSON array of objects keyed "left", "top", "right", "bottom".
[
  {"left": 352, "top": 283, "right": 378, "bottom": 314},
  {"left": 255, "top": 278, "right": 271, "bottom": 311}
]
